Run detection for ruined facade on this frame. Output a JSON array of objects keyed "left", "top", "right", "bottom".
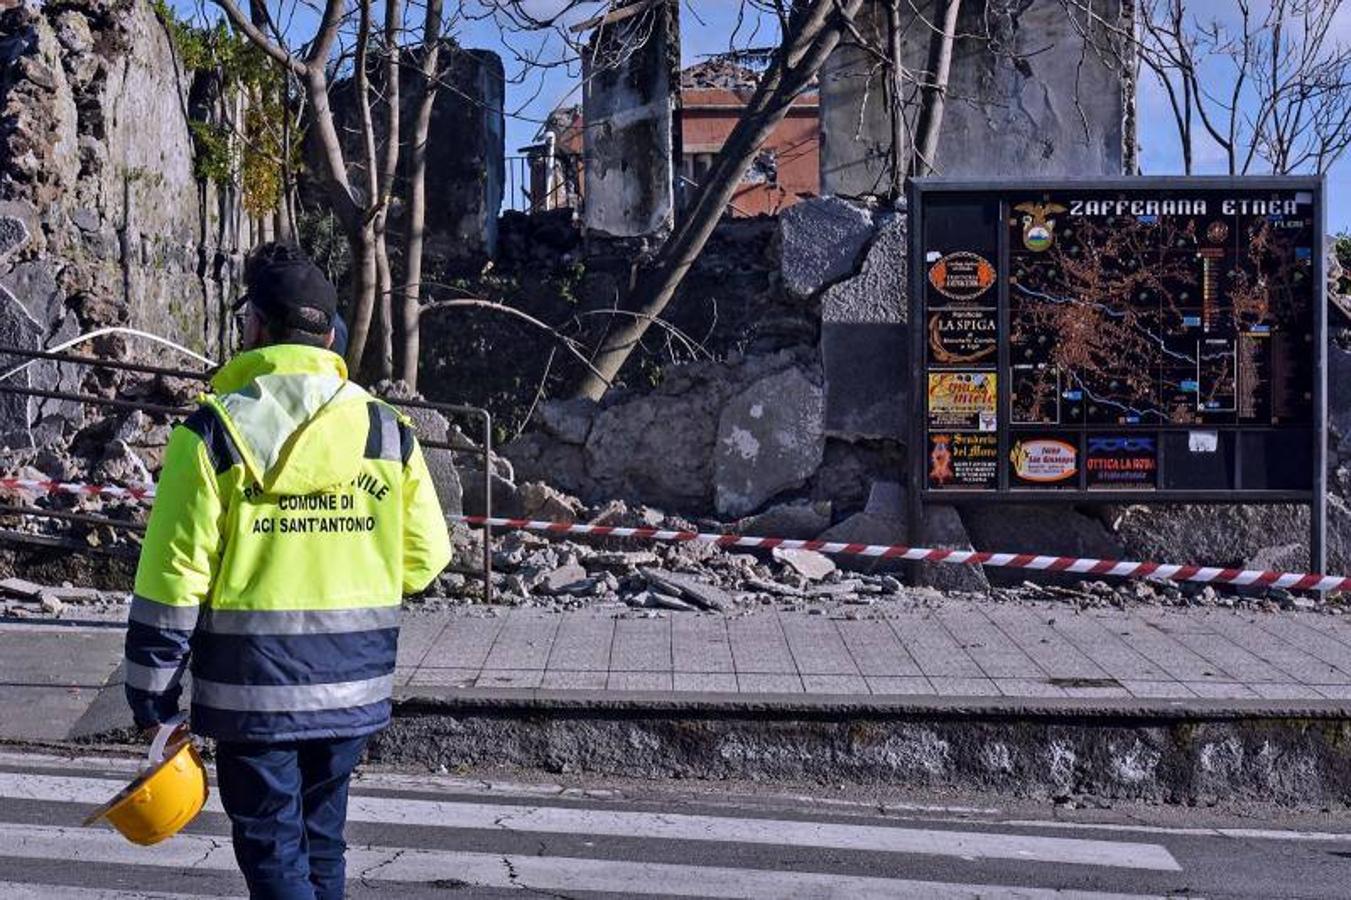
[
  {"left": 327, "top": 45, "right": 506, "bottom": 270},
  {"left": 580, "top": 0, "right": 680, "bottom": 238}
]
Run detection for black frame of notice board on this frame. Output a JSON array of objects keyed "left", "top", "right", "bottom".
[{"left": 907, "top": 176, "right": 1328, "bottom": 574}]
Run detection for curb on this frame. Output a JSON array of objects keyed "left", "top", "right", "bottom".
[{"left": 392, "top": 686, "right": 1351, "bottom": 722}]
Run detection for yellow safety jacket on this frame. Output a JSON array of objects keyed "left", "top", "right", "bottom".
[{"left": 124, "top": 344, "right": 451, "bottom": 741}]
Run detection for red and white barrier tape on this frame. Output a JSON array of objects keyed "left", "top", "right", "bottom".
[
  {"left": 453, "top": 515, "right": 1351, "bottom": 594},
  {"left": 2, "top": 476, "right": 1344, "bottom": 592},
  {"left": 0, "top": 476, "right": 155, "bottom": 502}
]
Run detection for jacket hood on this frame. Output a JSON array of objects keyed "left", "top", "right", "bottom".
[{"left": 204, "top": 345, "right": 371, "bottom": 496}]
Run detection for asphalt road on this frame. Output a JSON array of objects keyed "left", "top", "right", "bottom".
[{"left": 0, "top": 749, "right": 1348, "bottom": 899}]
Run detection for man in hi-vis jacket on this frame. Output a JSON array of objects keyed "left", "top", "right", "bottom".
[{"left": 124, "top": 243, "right": 452, "bottom": 899}]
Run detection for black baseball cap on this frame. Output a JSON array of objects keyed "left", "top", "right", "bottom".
[{"left": 234, "top": 243, "right": 337, "bottom": 336}]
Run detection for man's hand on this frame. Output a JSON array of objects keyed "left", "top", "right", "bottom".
[{"left": 140, "top": 720, "right": 190, "bottom": 746}]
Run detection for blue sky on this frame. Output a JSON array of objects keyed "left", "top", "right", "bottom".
[{"left": 179, "top": 0, "right": 1351, "bottom": 230}]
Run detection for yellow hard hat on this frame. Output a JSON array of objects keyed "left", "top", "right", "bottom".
[{"left": 84, "top": 717, "right": 209, "bottom": 846}]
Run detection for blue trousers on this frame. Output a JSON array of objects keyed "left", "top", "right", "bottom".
[{"left": 215, "top": 735, "right": 369, "bottom": 900}]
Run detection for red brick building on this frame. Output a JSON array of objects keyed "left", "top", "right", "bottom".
[
  {"left": 525, "top": 61, "right": 819, "bottom": 218},
  {"left": 677, "top": 60, "right": 820, "bottom": 216}
]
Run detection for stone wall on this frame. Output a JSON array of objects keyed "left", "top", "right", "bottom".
[
  {"left": 0, "top": 0, "right": 240, "bottom": 451},
  {"left": 819, "top": 0, "right": 1134, "bottom": 196}
]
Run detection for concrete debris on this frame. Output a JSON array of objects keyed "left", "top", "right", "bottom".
[
  {"left": 640, "top": 569, "right": 732, "bottom": 612},
  {"left": 517, "top": 481, "right": 584, "bottom": 523},
  {"left": 736, "top": 500, "right": 832, "bottom": 539},
  {"left": 0, "top": 577, "right": 43, "bottom": 598},
  {"left": 778, "top": 196, "right": 874, "bottom": 300},
  {"left": 0, "top": 576, "right": 129, "bottom": 618},
  {"left": 539, "top": 563, "right": 589, "bottom": 594},
  {"left": 638, "top": 591, "right": 699, "bottom": 612},
  {"left": 771, "top": 547, "right": 836, "bottom": 581}
]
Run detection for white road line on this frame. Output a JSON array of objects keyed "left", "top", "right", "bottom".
[
  {"left": 0, "top": 882, "right": 239, "bottom": 900},
  {"left": 998, "top": 819, "right": 1351, "bottom": 843},
  {"left": 0, "top": 754, "right": 1001, "bottom": 814},
  {"left": 0, "top": 772, "right": 1180, "bottom": 871},
  {"left": 0, "top": 824, "right": 1173, "bottom": 900}
]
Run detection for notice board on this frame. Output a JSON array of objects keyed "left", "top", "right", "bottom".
[{"left": 908, "top": 177, "right": 1328, "bottom": 567}]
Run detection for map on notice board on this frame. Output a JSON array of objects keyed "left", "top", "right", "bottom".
[{"left": 1008, "top": 197, "right": 1315, "bottom": 427}]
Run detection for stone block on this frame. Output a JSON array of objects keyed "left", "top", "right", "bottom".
[
  {"left": 820, "top": 210, "right": 907, "bottom": 325},
  {"left": 0, "top": 260, "right": 63, "bottom": 329},
  {"left": 714, "top": 367, "right": 826, "bottom": 517},
  {"left": 0, "top": 217, "right": 28, "bottom": 261},
  {"left": 1330, "top": 344, "right": 1351, "bottom": 445},
  {"left": 816, "top": 481, "right": 988, "bottom": 591},
  {"left": 587, "top": 390, "right": 720, "bottom": 511},
  {"left": 821, "top": 322, "right": 909, "bottom": 441},
  {"left": 962, "top": 504, "right": 1125, "bottom": 586},
  {"left": 819, "top": 0, "right": 1130, "bottom": 194},
  {"left": 817, "top": 3, "right": 895, "bottom": 197},
  {"left": 919, "top": 504, "right": 988, "bottom": 593},
  {"left": 537, "top": 397, "right": 597, "bottom": 445},
  {"left": 0, "top": 283, "right": 39, "bottom": 450},
  {"left": 390, "top": 401, "right": 464, "bottom": 517},
  {"left": 779, "top": 196, "right": 874, "bottom": 300},
  {"left": 736, "top": 499, "right": 832, "bottom": 539},
  {"left": 819, "top": 212, "right": 910, "bottom": 441}
]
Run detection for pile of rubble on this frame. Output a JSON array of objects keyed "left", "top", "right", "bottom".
[
  {"left": 0, "top": 576, "right": 127, "bottom": 618},
  {"left": 0, "top": 368, "right": 192, "bottom": 553},
  {"left": 415, "top": 496, "right": 1342, "bottom": 616}
]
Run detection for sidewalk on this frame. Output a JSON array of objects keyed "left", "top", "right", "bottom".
[
  {"left": 7, "top": 600, "right": 1351, "bottom": 745},
  {"left": 390, "top": 601, "right": 1351, "bottom": 711}
]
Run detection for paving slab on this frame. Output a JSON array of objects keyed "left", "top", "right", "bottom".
[
  {"left": 864, "top": 676, "right": 933, "bottom": 695},
  {"left": 836, "top": 618, "right": 921, "bottom": 677},
  {"left": 481, "top": 609, "right": 560, "bottom": 671},
  {"left": 671, "top": 615, "right": 733, "bottom": 674},
  {"left": 934, "top": 607, "right": 1044, "bottom": 679},
  {"left": 779, "top": 615, "right": 859, "bottom": 676},
  {"left": 545, "top": 612, "right": 614, "bottom": 672},
  {"left": 887, "top": 615, "right": 985, "bottom": 678},
  {"left": 610, "top": 616, "right": 671, "bottom": 673},
  {"left": 727, "top": 615, "right": 795, "bottom": 674}
]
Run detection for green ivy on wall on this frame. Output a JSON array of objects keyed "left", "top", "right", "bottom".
[{"left": 152, "top": 0, "right": 300, "bottom": 217}]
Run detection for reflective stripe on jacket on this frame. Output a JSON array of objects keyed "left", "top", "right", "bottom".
[{"left": 125, "top": 344, "right": 452, "bottom": 742}]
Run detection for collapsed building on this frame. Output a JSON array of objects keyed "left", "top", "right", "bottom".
[{"left": 1, "top": 0, "right": 1349, "bottom": 600}]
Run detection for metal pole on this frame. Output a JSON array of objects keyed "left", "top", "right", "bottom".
[
  {"left": 480, "top": 410, "right": 493, "bottom": 604},
  {"left": 1313, "top": 175, "right": 1329, "bottom": 577},
  {"left": 0, "top": 345, "right": 212, "bottom": 381}
]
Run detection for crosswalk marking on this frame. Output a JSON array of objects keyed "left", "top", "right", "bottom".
[
  {"left": 0, "top": 824, "right": 1174, "bottom": 900},
  {"left": 0, "top": 771, "right": 1181, "bottom": 871},
  {"left": 0, "top": 883, "right": 238, "bottom": 900}
]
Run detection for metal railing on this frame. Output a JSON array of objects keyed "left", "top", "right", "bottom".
[
  {"left": 0, "top": 345, "right": 494, "bottom": 602},
  {"left": 504, "top": 154, "right": 583, "bottom": 214}
]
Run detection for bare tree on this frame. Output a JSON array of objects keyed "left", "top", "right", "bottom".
[
  {"left": 1068, "top": 0, "right": 1351, "bottom": 175},
  {"left": 910, "top": 0, "right": 962, "bottom": 177},
  {"left": 212, "top": 0, "right": 381, "bottom": 374},
  {"left": 572, "top": 0, "right": 866, "bottom": 401},
  {"left": 397, "top": 0, "right": 444, "bottom": 389}
]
